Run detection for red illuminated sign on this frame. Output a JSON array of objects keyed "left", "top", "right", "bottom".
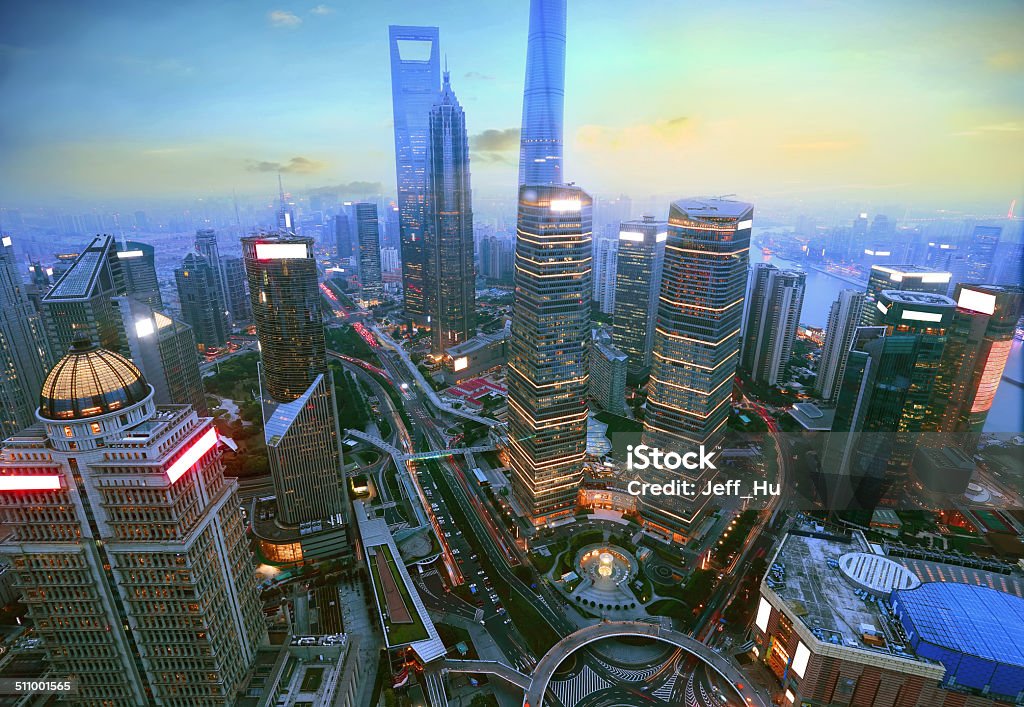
[{"left": 166, "top": 428, "right": 218, "bottom": 484}]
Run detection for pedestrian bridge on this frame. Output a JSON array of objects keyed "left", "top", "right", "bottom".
[
  {"left": 442, "top": 659, "right": 532, "bottom": 691},
  {"left": 523, "top": 621, "right": 770, "bottom": 707},
  {"left": 344, "top": 429, "right": 496, "bottom": 463}
]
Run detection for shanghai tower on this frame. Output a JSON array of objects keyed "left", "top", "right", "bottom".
[{"left": 518, "top": 0, "right": 567, "bottom": 186}]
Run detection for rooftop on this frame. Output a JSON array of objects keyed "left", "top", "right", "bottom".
[
  {"left": 788, "top": 403, "right": 835, "bottom": 431},
  {"left": 672, "top": 197, "right": 753, "bottom": 220},
  {"left": 444, "top": 326, "right": 509, "bottom": 357},
  {"left": 893, "top": 583, "right": 1024, "bottom": 669},
  {"left": 39, "top": 340, "right": 150, "bottom": 421},
  {"left": 879, "top": 290, "right": 956, "bottom": 307}
]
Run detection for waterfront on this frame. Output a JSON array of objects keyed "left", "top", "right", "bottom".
[{"left": 750, "top": 229, "right": 1022, "bottom": 434}]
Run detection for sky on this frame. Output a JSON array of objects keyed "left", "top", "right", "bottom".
[{"left": 0, "top": 0, "right": 1022, "bottom": 212}]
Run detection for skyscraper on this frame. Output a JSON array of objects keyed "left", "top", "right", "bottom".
[
  {"left": 590, "top": 331, "right": 628, "bottom": 416},
  {"left": 964, "top": 225, "right": 1000, "bottom": 284},
  {"left": 936, "top": 283, "right": 1024, "bottom": 450},
  {"left": 0, "top": 341, "right": 265, "bottom": 703},
  {"left": 592, "top": 238, "right": 618, "bottom": 315},
  {"left": 862, "top": 264, "right": 952, "bottom": 325},
  {"left": 424, "top": 69, "right": 475, "bottom": 354},
  {"left": 508, "top": 185, "right": 592, "bottom": 525},
  {"left": 639, "top": 199, "right": 751, "bottom": 542},
  {"left": 612, "top": 216, "right": 667, "bottom": 375},
  {"left": 815, "top": 289, "right": 866, "bottom": 403},
  {"left": 241, "top": 235, "right": 345, "bottom": 528},
  {"left": 334, "top": 212, "right": 352, "bottom": 258},
  {"left": 41, "top": 234, "right": 128, "bottom": 356},
  {"left": 194, "top": 228, "right": 232, "bottom": 323},
  {"left": 116, "top": 240, "right": 162, "bottom": 309},
  {"left": 116, "top": 295, "right": 207, "bottom": 415},
  {"left": 518, "top": 0, "right": 567, "bottom": 185},
  {"left": 740, "top": 264, "right": 806, "bottom": 386},
  {"left": 643, "top": 199, "right": 752, "bottom": 450},
  {"left": 354, "top": 203, "right": 383, "bottom": 307},
  {"left": 175, "top": 253, "right": 230, "bottom": 352},
  {"left": 389, "top": 25, "right": 440, "bottom": 322},
  {"left": 221, "top": 256, "right": 252, "bottom": 326},
  {"left": 821, "top": 327, "right": 917, "bottom": 513},
  {"left": 276, "top": 175, "right": 297, "bottom": 234},
  {"left": 0, "top": 235, "right": 52, "bottom": 439}
]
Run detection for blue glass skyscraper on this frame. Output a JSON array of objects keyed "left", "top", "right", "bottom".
[
  {"left": 518, "top": 0, "right": 566, "bottom": 186},
  {"left": 388, "top": 25, "right": 440, "bottom": 323},
  {"left": 425, "top": 69, "right": 475, "bottom": 355}
]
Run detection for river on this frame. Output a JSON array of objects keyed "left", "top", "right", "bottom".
[{"left": 749, "top": 228, "right": 1022, "bottom": 434}]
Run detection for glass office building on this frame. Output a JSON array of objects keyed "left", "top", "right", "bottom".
[
  {"left": 611, "top": 216, "right": 666, "bottom": 375},
  {"left": 507, "top": 185, "right": 592, "bottom": 525},
  {"left": 518, "top": 0, "right": 566, "bottom": 186}
]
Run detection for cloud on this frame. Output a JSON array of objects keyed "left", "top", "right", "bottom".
[
  {"left": 245, "top": 156, "right": 325, "bottom": 174},
  {"left": 576, "top": 116, "right": 694, "bottom": 151},
  {"left": 464, "top": 71, "right": 495, "bottom": 81},
  {"left": 951, "top": 121, "right": 1024, "bottom": 137},
  {"left": 470, "top": 128, "right": 519, "bottom": 152},
  {"left": 986, "top": 50, "right": 1024, "bottom": 71},
  {"left": 310, "top": 4, "right": 333, "bottom": 15},
  {"left": 307, "top": 181, "right": 384, "bottom": 195},
  {"left": 268, "top": 10, "right": 302, "bottom": 27}
]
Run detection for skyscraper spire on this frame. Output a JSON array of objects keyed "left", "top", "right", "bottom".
[{"left": 518, "top": 0, "right": 567, "bottom": 186}]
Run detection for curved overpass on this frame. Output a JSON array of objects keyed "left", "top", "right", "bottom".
[{"left": 524, "top": 621, "right": 769, "bottom": 707}]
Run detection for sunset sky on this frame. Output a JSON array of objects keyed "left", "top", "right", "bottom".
[{"left": 1, "top": 0, "right": 1022, "bottom": 210}]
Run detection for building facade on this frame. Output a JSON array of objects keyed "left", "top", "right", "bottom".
[
  {"left": 591, "top": 238, "right": 618, "bottom": 315},
  {"left": 354, "top": 203, "right": 384, "bottom": 307},
  {"left": 507, "top": 185, "right": 592, "bottom": 525},
  {"left": 862, "top": 265, "right": 952, "bottom": 325},
  {"left": 116, "top": 295, "right": 207, "bottom": 415},
  {"left": 241, "top": 236, "right": 346, "bottom": 534},
  {"left": 518, "top": 0, "right": 567, "bottom": 185},
  {"left": 41, "top": 234, "right": 128, "bottom": 357},
  {"left": 117, "top": 240, "right": 162, "bottom": 309},
  {"left": 815, "top": 289, "right": 866, "bottom": 403},
  {"left": 388, "top": 25, "right": 440, "bottom": 322},
  {"left": 639, "top": 199, "right": 751, "bottom": 542},
  {"left": 424, "top": 70, "right": 475, "bottom": 355},
  {"left": 0, "top": 341, "right": 265, "bottom": 705},
  {"left": 175, "top": 253, "right": 230, "bottom": 353},
  {"left": 590, "top": 331, "right": 628, "bottom": 416},
  {"left": 0, "top": 235, "right": 52, "bottom": 440},
  {"left": 740, "top": 264, "right": 806, "bottom": 386},
  {"left": 611, "top": 216, "right": 666, "bottom": 375}
]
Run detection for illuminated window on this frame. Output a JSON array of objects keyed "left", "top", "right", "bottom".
[
  {"left": 63, "top": 426, "right": 73, "bottom": 438},
  {"left": 90, "top": 423, "right": 102, "bottom": 435}
]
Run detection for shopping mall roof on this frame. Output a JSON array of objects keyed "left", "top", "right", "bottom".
[{"left": 891, "top": 583, "right": 1024, "bottom": 669}]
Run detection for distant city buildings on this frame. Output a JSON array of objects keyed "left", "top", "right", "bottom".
[
  {"left": 354, "top": 203, "right": 384, "bottom": 307},
  {"left": 508, "top": 185, "right": 592, "bottom": 525},
  {"left": 424, "top": 69, "right": 475, "bottom": 355},
  {"left": 964, "top": 225, "right": 1000, "bottom": 284},
  {"left": 611, "top": 216, "right": 667, "bottom": 375},
  {"left": 478, "top": 235, "right": 514, "bottom": 281},
  {"left": 175, "top": 253, "right": 230, "bottom": 352},
  {"left": 740, "top": 264, "right": 805, "bottom": 386},
  {"left": 640, "top": 199, "right": 751, "bottom": 543},
  {"left": 0, "top": 235, "right": 52, "bottom": 439},
  {"left": 518, "top": 0, "right": 566, "bottom": 185},
  {"left": 815, "top": 289, "right": 865, "bottom": 403},
  {"left": 389, "top": 25, "right": 440, "bottom": 323},
  {"left": 590, "top": 330, "right": 628, "bottom": 416},
  {"left": 0, "top": 341, "right": 265, "bottom": 703},
  {"left": 334, "top": 209, "right": 352, "bottom": 259}
]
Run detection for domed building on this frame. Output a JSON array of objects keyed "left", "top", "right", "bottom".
[{"left": 0, "top": 341, "right": 266, "bottom": 705}]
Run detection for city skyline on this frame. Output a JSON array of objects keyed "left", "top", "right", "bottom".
[{"left": 0, "top": 0, "right": 1021, "bottom": 210}]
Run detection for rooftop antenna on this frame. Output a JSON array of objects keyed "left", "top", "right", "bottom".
[{"left": 1009, "top": 199, "right": 1017, "bottom": 219}]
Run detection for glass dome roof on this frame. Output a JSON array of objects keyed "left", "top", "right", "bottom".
[{"left": 39, "top": 340, "right": 150, "bottom": 420}]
